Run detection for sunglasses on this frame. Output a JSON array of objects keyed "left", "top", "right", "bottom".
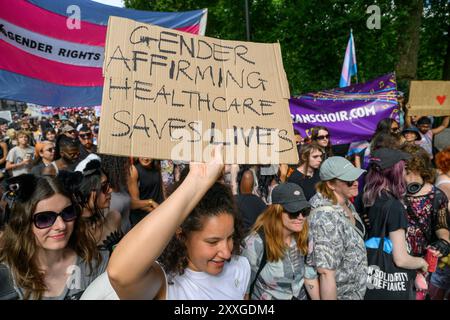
[
  {"left": 316, "top": 134, "right": 330, "bottom": 140},
  {"left": 65, "top": 152, "right": 80, "bottom": 158},
  {"left": 286, "top": 207, "right": 311, "bottom": 219},
  {"left": 44, "top": 147, "right": 55, "bottom": 153},
  {"left": 68, "top": 130, "right": 76, "bottom": 134},
  {"left": 32, "top": 204, "right": 78, "bottom": 229},
  {"left": 100, "top": 180, "right": 111, "bottom": 194},
  {"left": 339, "top": 179, "right": 357, "bottom": 187},
  {"left": 79, "top": 133, "right": 92, "bottom": 139}
]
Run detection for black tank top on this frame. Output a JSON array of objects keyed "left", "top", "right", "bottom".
[
  {"left": 129, "top": 163, "right": 164, "bottom": 225},
  {"left": 134, "top": 163, "right": 164, "bottom": 204}
]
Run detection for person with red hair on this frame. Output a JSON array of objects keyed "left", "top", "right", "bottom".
[
  {"left": 431, "top": 147, "right": 450, "bottom": 300},
  {"left": 31, "top": 141, "right": 56, "bottom": 176},
  {"left": 435, "top": 147, "right": 450, "bottom": 208}
]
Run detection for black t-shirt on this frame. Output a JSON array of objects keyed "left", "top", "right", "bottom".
[
  {"left": 332, "top": 143, "right": 350, "bottom": 157},
  {"left": 235, "top": 194, "right": 267, "bottom": 233},
  {"left": 367, "top": 192, "right": 409, "bottom": 238},
  {"left": 287, "top": 169, "right": 320, "bottom": 201}
]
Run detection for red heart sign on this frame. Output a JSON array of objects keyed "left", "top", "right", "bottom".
[{"left": 436, "top": 95, "right": 446, "bottom": 105}]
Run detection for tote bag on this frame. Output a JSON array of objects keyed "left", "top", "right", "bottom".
[{"left": 364, "top": 200, "right": 415, "bottom": 300}]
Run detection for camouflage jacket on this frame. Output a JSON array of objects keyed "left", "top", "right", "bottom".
[{"left": 307, "top": 192, "right": 368, "bottom": 300}]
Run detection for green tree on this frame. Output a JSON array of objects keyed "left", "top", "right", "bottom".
[{"left": 124, "top": 0, "right": 450, "bottom": 95}]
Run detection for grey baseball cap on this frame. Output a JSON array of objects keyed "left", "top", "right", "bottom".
[
  {"left": 319, "top": 156, "right": 366, "bottom": 181},
  {"left": 271, "top": 183, "right": 310, "bottom": 213},
  {"left": 62, "top": 124, "right": 76, "bottom": 133}
]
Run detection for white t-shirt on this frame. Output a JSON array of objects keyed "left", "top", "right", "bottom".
[
  {"left": 167, "top": 256, "right": 250, "bottom": 300},
  {"left": 6, "top": 146, "right": 35, "bottom": 176},
  {"left": 80, "top": 256, "right": 251, "bottom": 300}
]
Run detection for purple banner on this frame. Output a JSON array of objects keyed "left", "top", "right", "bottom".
[{"left": 289, "top": 73, "right": 400, "bottom": 145}]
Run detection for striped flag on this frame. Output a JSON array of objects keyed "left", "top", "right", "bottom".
[
  {"left": 0, "top": 0, "right": 208, "bottom": 107},
  {"left": 339, "top": 30, "right": 357, "bottom": 88}
]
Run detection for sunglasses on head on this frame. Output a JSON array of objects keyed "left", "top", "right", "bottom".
[
  {"left": 79, "top": 133, "right": 92, "bottom": 139},
  {"left": 286, "top": 207, "right": 311, "bottom": 219},
  {"left": 32, "top": 204, "right": 78, "bottom": 229},
  {"left": 316, "top": 134, "right": 329, "bottom": 140}
]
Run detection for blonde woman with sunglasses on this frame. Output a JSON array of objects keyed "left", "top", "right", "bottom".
[{"left": 308, "top": 156, "right": 367, "bottom": 300}]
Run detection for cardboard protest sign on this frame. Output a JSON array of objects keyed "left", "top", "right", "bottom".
[
  {"left": 98, "top": 16, "right": 298, "bottom": 164},
  {"left": 408, "top": 81, "right": 450, "bottom": 116}
]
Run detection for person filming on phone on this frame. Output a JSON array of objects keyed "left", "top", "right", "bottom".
[{"left": 5, "top": 130, "right": 34, "bottom": 177}]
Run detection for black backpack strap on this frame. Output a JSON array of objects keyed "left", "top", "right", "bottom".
[
  {"left": 248, "top": 228, "right": 267, "bottom": 299},
  {"left": 0, "top": 264, "right": 19, "bottom": 300}
]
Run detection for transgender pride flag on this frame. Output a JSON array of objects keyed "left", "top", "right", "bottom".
[
  {"left": 0, "top": 0, "right": 207, "bottom": 107},
  {"left": 339, "top": 30, "right": 357, "bottom": 88}
]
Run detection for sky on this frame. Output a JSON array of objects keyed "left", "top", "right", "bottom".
[{"left": 92, "top": 0, "right": 124, "bottom": 7}]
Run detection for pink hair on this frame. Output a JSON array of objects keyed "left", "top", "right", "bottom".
[{"left": 363, "top": 160, "right": 406, "bottom": 207}]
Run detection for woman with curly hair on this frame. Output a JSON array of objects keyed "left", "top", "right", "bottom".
[
  {"left": 105, "top": 146, "right": 250, "bottom": 299},
  {"left": 401, "top": 144, "right": 450, "bottom": 299},
  {"left": 0, "top": 174, "right": 106, "bottom": 300},
  {"left": 401, "top": 144, "right": 449, "bottom": 259},
  {"left": 242, "top": 183, "right": 319, "bottom": 300}
]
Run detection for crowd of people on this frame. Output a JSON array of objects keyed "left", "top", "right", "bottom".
[{"left": 0, "top": 104, "right": 449, "bottom": 300}]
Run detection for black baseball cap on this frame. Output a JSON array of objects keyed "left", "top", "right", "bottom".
[
  {"left": 370, "top": 148, "right": 411, "bottom": 170},
  {"left": 271, "top": 183, "right": 310, "bottom": 213}
]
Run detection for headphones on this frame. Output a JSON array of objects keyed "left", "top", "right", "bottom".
[{"left": 406, "top": 182, "right": 424, "bottom": 195}]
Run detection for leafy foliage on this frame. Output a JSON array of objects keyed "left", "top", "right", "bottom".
[{"left": 124, "top": 0, "right": 450, "bottom": 95}]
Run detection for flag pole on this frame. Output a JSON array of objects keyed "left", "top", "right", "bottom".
[
  {"left": 351, "top": 29, "right": 359, "bottom": 84},
  {"left": 245, "top": 0, "right": 251, "bottom": 41}
]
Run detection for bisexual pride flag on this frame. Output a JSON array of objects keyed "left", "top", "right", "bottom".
[{"left": 0, "top": 0, "right": 207, "bottom": 107}]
